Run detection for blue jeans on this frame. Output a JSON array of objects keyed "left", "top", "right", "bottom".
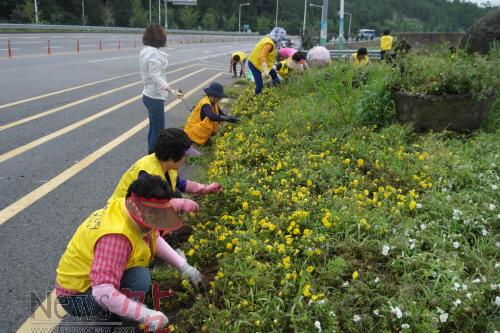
[
  {"left": 248, "top": 61, "right": 281, "bottom": 95},
  {"left": 143, "top": 95, "right": 165, "bottom": 153},
  {"left": 58, "top": 267, "right": 151, "bottom": 321}
]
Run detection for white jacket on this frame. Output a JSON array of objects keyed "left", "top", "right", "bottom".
[{"left": 139, "top": 46, "right": 173, "bottom": 100}]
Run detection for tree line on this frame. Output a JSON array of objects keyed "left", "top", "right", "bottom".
[{"left": 0, "top": 0, "right": 497, "bottom": 35}]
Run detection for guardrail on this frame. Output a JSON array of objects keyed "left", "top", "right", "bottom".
[
  {"left": 0, "top": 23, "right": 259, "bottom": 36},
  {"left": 330, "top": 49, "right": 382, "bottom": 60}
]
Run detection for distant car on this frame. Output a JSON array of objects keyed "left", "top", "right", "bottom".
[
  {"left": 280, "top": 38, "right": 296, "bottom": 48},
  {"left": 357, "top": 29, "right": 375, "bottom": 40}
]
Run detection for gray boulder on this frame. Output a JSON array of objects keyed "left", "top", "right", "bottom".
[{"left": 460, "top": 10, "right": 500, "bottom": 55}]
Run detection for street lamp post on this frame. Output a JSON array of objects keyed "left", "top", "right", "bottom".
[
  {"left": 82, "top": 0, "right": 85, "bottom": 26},
  {"left": 158, "top": 0, "right": 161, "bottom": 25},
  {"left": 302, "top": 0, "right": 307, "bottom": 35},
  {"left": 275, "top": 0, "right": 279, "bottom": 27},
  {"left": 34, "top": 0, "right": 38, "bottom": 24},
  {"left": 149, "top": 0, "right": 152, "bottom": 22},
  {"left": 344, "top": 12, "right": 352, "bottom": 39},
  {"left": 320, "top": 0, "right": 328, "bottom": 46},
  {"left": 239, "top": 3, "right": 250, "bottom": 32},
  {"left": 309, "top": 3, "right": 325, "bottom": 44},
  {"left": 338, "top": 0, "right": 345, "bottom": 48},
  {"left": 164, "top": 0, "right": 168, "bottom": 29}
]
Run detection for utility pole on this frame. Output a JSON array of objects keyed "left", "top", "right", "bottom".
[
  {"left": 81, "top": 0, "right": 85, "bottom": 26},
  {"left": 275, "top": 0, "right": 279, "bottom": 27},
  {"left": 338, "top": 0, "right": 345, "bottom": 48},
  {"left": 239, "top": 3, "right": 250, "bottom": 32},
  {"left": 34, "top": 0, "right": 38, "bottom": 24},
  {"left": 320, "top": 0, "right": 328, "bottom": 46},
  {"left": 164, "top": 0, "right": 168, "bottom": 29},
  {"left": 149, "top": 0, "right": 152, "bottom": 22},
  {"left": 158, "top": 0, "right": 161, "bottom": 25},
  {"left": 302, "top": 0, "right": 307, "bottom": 35}
]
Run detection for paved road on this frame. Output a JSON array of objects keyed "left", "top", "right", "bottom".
[
  {"left": 0, "top": 35, "right": 255, "bottom": 332},
  {"left": 0, "top": 32, "right": 259, "bottom": 58}
]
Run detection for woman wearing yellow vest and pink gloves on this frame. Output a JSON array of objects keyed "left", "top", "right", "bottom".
[
  {"left": 55, "top": 173, "right": 202, "bottom": 331},
  {"left": 110, "top": 128, "right": 222, "bottom": 212},
  {"left": 184, "top": 82, "right": 238, "bottom": 146},
  {"left": 248, "top": 27, "right": 287, "bottom": 95}
]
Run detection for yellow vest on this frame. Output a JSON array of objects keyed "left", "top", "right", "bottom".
[
  {"left": 56, "top": 199, "right": 157, "bottom": 293},
  {"left": 380, "top": 35, "right": 393, "bottom": 51},
  {"left": 109, "top": 154, "right": 177, "bottom": 203},
  {"left": 351, "top": 52, "right": 369, "bottom": 66},
  {"left": 248, "top": 36, "right": 277, "bottom": 72},
  {"left": 232, "top": 51, "right": 247, "bottom": 62},
  {"left": 184, "top": 96, "right": 220, "bottom": 146},
  {"left": 277, "top": 59, "right": 289, "bottom": 77}
]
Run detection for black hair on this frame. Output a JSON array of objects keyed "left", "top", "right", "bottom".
[
  {"left": 232, "top": 54, "right": 240, "bottom": 62},
  {"left": 125, "top": 171, "right": 173, "bottom": 199},
  {"left": 154, "top": 128, "right": 192, "bottom": 162},
  {"left": 142, "top": 24, "right": 167, "bottom": 48},
  {"left": 357, "top": 47, "right": 368, "bottom": 56},
  {"left": 292, "top": 51, "right": 306, "bottom": 62},
  {"left": 383, "top": 29, "right": 390, "bottom": 35}
]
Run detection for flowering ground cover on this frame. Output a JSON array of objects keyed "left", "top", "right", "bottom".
[{"left": 152, "top": 49, "right": 499, "bottom": 332}]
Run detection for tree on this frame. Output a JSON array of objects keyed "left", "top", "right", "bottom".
[
  {"left": 256, "top": 16, "right": 272, "bottom": 34},
  {"left": 9, "top": 0, "right": 35, "bottom": 23},
  {"left": 179, "top": 6, "right": 199, "bottom": 29},
  {"left": 201, "top": 10, "right": 217, "bottom": 30},
  {"left": 223, "top": 14, "right": 237, "bottom": 31},
  {"left": 129, "top": 0, "right": 147, "bottom": 27},
  {"left": 100, "top": 0, "right": 115, "bottom": 26}
]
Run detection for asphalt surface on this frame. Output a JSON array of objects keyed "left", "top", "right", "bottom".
[{"left": 0, "top": 34, "right": 255, "bottom": 332}]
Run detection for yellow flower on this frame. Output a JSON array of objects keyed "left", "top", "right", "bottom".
[
  {"left": 181, "top": 279, "right": 190, "bottom": 288},
  {"left": 248, "top": 278, "right": 255, "bottom": 286},
  {"left": 187, "top": 249, "right": 195, "bottom": 256},
  {"left": 352, "top": 271, "right": 359, "bottom": 280},
  {"left": 216, "top": 271, "right": 224, "bottom": 279},
  {"left": 226, "top": 243, "right": 233, "bottom": 250},
  {"left": 218, "top": 235, "right": 226, "bottom": 241},
  {"left": 265, "top": 244, "right": 273, "bottom": 252},
  {"left": 283, "top": 256, "right": 291, "bottom": 269},
  {"left": 409, "top": 200, "right": 417, "bottom": 210},
  {"left": 306, "top": 266, "right": 315, "bottom": 273},
  {"left": 242, "top": 201, "right": 249, "bottom": 210},
  {"left": 302, "top": 284, "right": 312, "bottom": 297},
  {"left": 357, "top": 159, "right": 365, "bottom": 167},
  {"left": 188, "top": 235, "right": 195, "bottom": 244}
]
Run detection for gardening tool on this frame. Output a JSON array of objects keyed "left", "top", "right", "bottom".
[{"left": 177, "top": 89, "right": 193, "bottom": 112}]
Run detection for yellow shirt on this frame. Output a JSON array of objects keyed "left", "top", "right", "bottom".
[
  {"left": 351, "top": 52, "right": 369, "bottom": 66},
  {"left": 109, "top": 154, "right": 177, "bottom": 203},
  {"left": 231, "top": 51, "right": 247, "bottom": 62},
  {"left": 248, "top": 36, "right": 277, "bottom": 72},
  {"left": 184, "top": 96, "right": 220, "bottom": 146},
  {"left": 380, "top": 35, "right": 393, "bottom": 51},
  {"left": 56, "top": 199, "right": 157, "bottom": 292}
]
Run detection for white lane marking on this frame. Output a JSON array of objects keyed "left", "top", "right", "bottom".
[
  {"left": 9, "top": 41, "right": 43, "bottom": 44},
  {"left": 0, "top": 48, "right": 20, "bottom": 51},
  {"left": 88, "top": 55, "right": 139, "bottom": 63}
]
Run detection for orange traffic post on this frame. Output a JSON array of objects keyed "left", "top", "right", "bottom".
[
  {"left": 7, "top": 40, "right": 12, "bottom": 58},
  {"left": 47, "top": 40, "right": 51, "bottom": 55},
  {"left": 76, "top": 39, "right": 80, "bottom": 53}
]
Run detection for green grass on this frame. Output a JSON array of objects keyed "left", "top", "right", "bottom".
[{"left": 162, "top": 49, "right": 499, "bottom": 332}]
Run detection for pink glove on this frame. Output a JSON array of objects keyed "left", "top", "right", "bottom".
[
  {"left": 169, "top": 198, "right": 199, "bottom": 212},
  {"left": 185, "top": 180, "right": 222, "bottom": 194}
]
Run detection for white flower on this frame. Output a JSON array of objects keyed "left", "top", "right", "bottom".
[
  {"left": 452, "top": 282, "right": 461, "bottom": 291},
  {"left": 453, "top": 241, "right": 460, "bottom": 249},
  {"left": 439, "top": 312, "right": 449, "bottom": 323},
  {"left": 391, "top": 306, "right": 403, "bottom": 319},
  {"left": 373, "top": 309, "right": 380, "bottom": 316},
  {"left": 452, "top": 209, "right": 462, "bottom": 220},
  {"left": 488, "top": 204, "right": 496, "bottom": 211},
  {"left": 462, "top": 284, "right": 468, "bottom": 291},
  {"left": 420, "top": 223, "right": 427, "bottom": 230},
  {"left": 466, "top": 293, "right": 472, "bottom": 299},
  {"left": 342, "top": 281, "right": 349, "bottom": 287},
  {"left": 352, "top": 314, "right": 361, "bottom": 322},
  {"left": 374, "top": 277, "right": 380, "bottom": 283},
  {"left": 492, "top": 284, "right": 499, "bottom": 291},
  {"left": 401, "top": 324, "right": 411, "bottom": 329},
  {"left": 453, "top": 299, "right": 462, "bottom": 306},
  {"left": 329, "top": 311, "right": 336, "bottom": 317},
  {"left": 317, "top": 299, "right": 326, "bottom": 305},
  {"left": 314, "top": 320, "right": 322, "bottom": 332},
  {"left": 408, "top": 239, "right": 416, "bottom": 250},
  {"left": 472, "top": 278, "right": 481, "bottom": 284},
  {"left": 382, "top": 245, "right": 391, "bottom": 256},
  {"left": 416, "top": 203, "right": 422, "bottom": 209},
  {"left": 496, "top": 262, "right": 500, "bottom": 268},
  {"left": 495, "top": 296, "right": 500, "bottom": 306},
  {"left": 496, "top": 242, "right": 500, "bottom": 248},
  {"left": 491, "top": 184, "right": 498, "bottom": 190},
  {"left": 481, "top": 229, "right": 488, "bottom": 236}
]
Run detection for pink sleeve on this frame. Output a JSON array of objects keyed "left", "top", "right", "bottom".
[
  {"left": 92, "top": 284, "right": 148, "bottom": 321},
  {"left": 155, "top": 235, "right": 186, "bottom": 269},
  {"left": 90, "top": 234, "right": 132, "bottom": 289}
]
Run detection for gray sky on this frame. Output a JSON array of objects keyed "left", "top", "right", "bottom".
[{"left": 466, "top": 0, "right": 500, "bottom": 6}]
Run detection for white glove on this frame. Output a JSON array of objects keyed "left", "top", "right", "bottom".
[
  {"left": 141, "top": 308, "right": 168, "bottom": 332},
  {"left": 179, "top": 262, "right": 203, "bottom": 290},
  {"left": 261, "top": 63, "right": 270, "bottom": 78}
]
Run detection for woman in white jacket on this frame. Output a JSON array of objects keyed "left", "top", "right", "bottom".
[{"left": 140, "top": 24, "right": 184, "bottom": 154}]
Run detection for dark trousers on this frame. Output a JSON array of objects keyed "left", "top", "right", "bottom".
[
  {"left": 58, "top": 267, "right": 151, "bottom": 322},
  {"left": 143, "top": 95, "right": 165, "bottom": 154},
  {"left": 248, "top": 61, "right": 280, "bottom": 95},
  {"left": 233, "top": 59, "right": 247, "bottom": 77}
]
